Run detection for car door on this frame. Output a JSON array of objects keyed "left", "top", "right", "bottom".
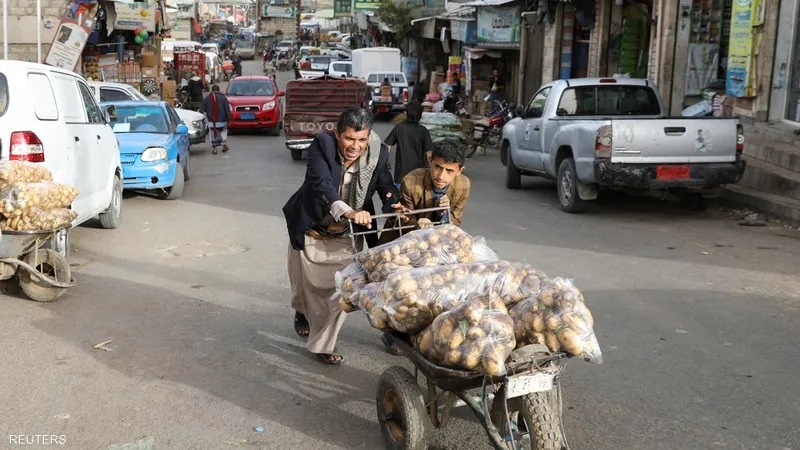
[
  {"left": 166, "top": 105, "right": 189, "bottom": 163},
  {"left": 77, "top": 79, "right": 115, "bottom": 212},
  {"left": 515, "top": 87, "right": 551, "bottom": 171}
]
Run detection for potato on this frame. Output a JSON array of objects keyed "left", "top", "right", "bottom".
[
  {"left": 1, "top": 207, "right": 76, "bottom": 231},
  {"left": 0, "top": 161, "right": 53, "bottom": 189},
  {"left": 0, "top": 182, "right": 79, "bottom": 221}
]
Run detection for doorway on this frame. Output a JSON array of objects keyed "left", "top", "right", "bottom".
[{"left": 785, "top": 5, "right": 800, "bottom": 123}]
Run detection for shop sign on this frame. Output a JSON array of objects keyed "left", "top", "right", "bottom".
[
  {"left": 113, "top": 0, "right": 157, "bottom": 32},
  {"left": 334, "top": 0, "right": 352, "bottom": 17},
  {"left": 477, "top": 5, "right": 520, "bottom": 44},
  {"left": 263, "top": 5, "right": 296, "bottom": 18},
  {"left": 354, "top": 0, "right": 380, "bottom": 11},
  {"left": 450, "top": 20, "right": 476, "bottom": 44},
  {"left": 45, "top": 2, "right": 98, "bottom": 71},
  {"left": 726, "top": 0, "right": 762, "bottom": 97}
]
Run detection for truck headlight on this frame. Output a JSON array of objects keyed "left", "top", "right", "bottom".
[
  {"left": 262, "top": 101, "right": 276, "bottom": 110},
  {"left": 141, "top": 147, "right": 167, "bottom": 162}
]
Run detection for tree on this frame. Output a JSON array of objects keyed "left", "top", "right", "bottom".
[{"left": 375, "top": 0, "right": 414, "bottom": 51}]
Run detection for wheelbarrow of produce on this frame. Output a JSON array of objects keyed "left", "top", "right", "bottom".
[
  {"left": 377, "top": 330, "right": 570, "bottom": 450},
  {"left": 0, "top": 226, "right": 75, "bottom": 302}
]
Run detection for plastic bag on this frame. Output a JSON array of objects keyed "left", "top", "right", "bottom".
[
  {"left": 420, "top": 112, "right": 461, "bottom": 127},
  {"left": 0, "top": 161, "right": 53, "bottom": 189},
  {"left": 1, "top": 207, "right": 77, "bottom": 231},
  {"left": 356, "top": 283, "right": 391, "bottom": 329},
  {"left": 509, "top": 278, "right": 603, "bottom": 364},
  {"left": 334, "top": 262, "right": 369, "bottom": 312},
  {"left": 373, "top": 261, "right": 547, "bottom": 334},
  {"left": 413, "top": 292, "right": 515, "bottom": 376},
  {"left": 0, "top": 182, "right": 79, "bottom": 218},
  {"left": 356, "top": 224, "right": 476, "bottom": 282},
  {"left": 472, "top": 236, "right": 499, "bottom": 262}
]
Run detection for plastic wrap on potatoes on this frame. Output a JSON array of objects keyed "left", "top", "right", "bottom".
[
  {"left": 377, "top": 261, "right": 547, "bottom": 334},
  {"left": 0, "top": 161, "right": 53, "bottom": 189},
  {"left": 356, "top": 283, "right": 391, "bottom": 330},
  {"left": 356, "top": 224, "right": 476, "bottom": 282},
  {"left": 0, "top": 182, "right": 79, "bottom": 218},
  {"left": 413, "top": 292, "right": 515, "bottom": 376},
  {"left": 334, "top": 262, "right": 369, "bottom": 312},
  {"left": 509, "top": 278, "right": 602, "bottom": 364},
  {"left": 1, "top": 207, "right": 77, "bottom": 231}
]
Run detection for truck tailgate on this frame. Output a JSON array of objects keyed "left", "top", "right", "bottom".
[
  {"left": 610, "top": 118, "right": 738, "bottom": 164},
  {"left": 284, "top": 76, "right": 366, "bottom": 140}
]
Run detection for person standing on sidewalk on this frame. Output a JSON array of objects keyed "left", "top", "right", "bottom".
[
  {"left": 283, "top": 108, "right": 405, "bottom": 365},
  {"left": 384, "top": 101, "right": 434, "bottom": 188},
  {"left": 203, "top": 85, "right": 231, "bottom": 155}
]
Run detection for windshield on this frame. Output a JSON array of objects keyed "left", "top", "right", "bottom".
[
  {"left": 311, "top": 57, "right": 331, "bottom": 64},
  {"left": 237, "top": 41, "right": 254, "bottom": 48},
  {"left": 109, "top": 105, "right": 169, "bottom": 134},
  {"left": 227, "top": 79, "right": 274, "bottom": 96}
]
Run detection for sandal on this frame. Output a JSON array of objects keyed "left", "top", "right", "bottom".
[
  {"left": 294, "top": 312, "right": 309, "bottom": 337},
  {"left": 382, "top": 335, "right": 403, "bottom": 356},
  {"left": 315, "top": 353, "right": 343, "bottom": 365},
  {"left": 222, "top": 145, "right": 230, "bottom": 153},
  {"left": 212, "top": 148, "right": 218, "bottom": 155}
]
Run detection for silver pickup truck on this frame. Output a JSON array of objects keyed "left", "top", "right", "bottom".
[{"left": 501, "top": 78, "right": 746, "bottom": 212}]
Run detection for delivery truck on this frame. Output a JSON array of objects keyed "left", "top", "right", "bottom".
[{"left": 351, "top": 47, "right": 401, "bottom": 80}]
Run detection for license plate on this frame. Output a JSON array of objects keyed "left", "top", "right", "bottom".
[
  {"left": 657, "top": 164, "right": 691, "bottom": 180},
  {"left": 377, "top": 106, "right": 389, "bottom": 113},
  {"left": 241, "top": 112, "right": 255, "bottom": 120},
  {"left": 506, "top": 372, "right": 554, "bottom": 399}
]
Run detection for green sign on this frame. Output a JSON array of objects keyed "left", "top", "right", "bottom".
[
  {"left": 334, "top": 0, "right": 352, "bottom": 17},
  {"left": 354, "top": 0, "right": 379, "bottom": 11},
  {"left": 262, "top": 5, "right": 296, "bottom": 18}
]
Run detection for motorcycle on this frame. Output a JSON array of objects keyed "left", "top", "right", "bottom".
[{"left": 466, "top": 100, "right": 515, "bottom": 158}]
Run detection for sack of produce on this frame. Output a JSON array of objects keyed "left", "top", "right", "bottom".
[
  {"left": 376, "top": 261, "right": 547, "bottom": 334},
  {"left": 356, "top": 224, "right": 475, "bottom": 282},
  {"left": 472, "top": 236, "right": 499, "bottom": 262},
  {"left": 334, "top": 262, "right": 369, "bottom": 313},
  {"left": 413, "top": 292, "right": 515, "bottom": 376},
  {"left": 1, "top": 207, "right": 77, "bottom": 231},
  {"left": 356, "top": 282, "right": 390, "bottom": 330},
  {"left": 509, "top": 278, "right": 602, "bottom": 364},
  {"left": 0, "top": 182, "right": 79, "bottom": 218},
  {"left": 0, "top": 161, "right": 53, "bottom": 189}
]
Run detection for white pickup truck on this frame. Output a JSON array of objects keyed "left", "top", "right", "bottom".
[{"left": 502, "top": 77, "right": 747, "bottom": 212}]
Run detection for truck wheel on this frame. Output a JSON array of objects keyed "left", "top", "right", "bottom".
[
  {"left": 506, "top": 151, "right": 522, "bottom": 190},
  {"left": 557, "top": 158, "right": 587, "bottom": 213},
  {"left": 99, "top": 176, "right": 123, "bottom": 229},
  {"left": 291, "top": 150, "right": 303, "bottom": 161}
]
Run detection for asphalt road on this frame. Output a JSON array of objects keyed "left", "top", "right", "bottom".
[{"left": 0, "top": 61, "right": 798, "bottom": 450}]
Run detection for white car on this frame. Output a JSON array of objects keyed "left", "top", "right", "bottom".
[
  {"left": 328, "top": 60, "right": 352, "bottom": 77},
  {"left": 0, "top": 60, "right": 124, "bottom": 252},
  {"left": 87, "top": 81, "right": 208, "bottom": 145}
]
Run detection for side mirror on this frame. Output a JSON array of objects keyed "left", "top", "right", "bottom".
[
  {"left": 277, "top": 90, "right": 285, "bottom": 97},
  {"left": 104, "top": 105, "right": 117, "bottom": 122},
  {"left": 176, "top": 124, "right": 189, "bottom": 135},
  {"left": 516, "top": 105, "right": 525, "bottom": 117}
]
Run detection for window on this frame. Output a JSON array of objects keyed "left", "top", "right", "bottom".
[
  {"left": 227, "top": 79, "right": 274, "bottom": 96},
  {"left": 525, "top": 88, "right": 551, "bottom": 119},
  {"left": 78, "top": 82, "right": 105, "bottom": 124},
  {"left": 108, "top": 105, "right": 169, "bottom": 134},
  {"left": 27, "top": 73, "right": 58, "bottom": 120},
  {"left": 0, "top": 73, "right": 8, "bottom": 117},
  {"left": 555, "top": 85, "right": 661, "bottom": 116},
  {"left": 166, "top": 105, "right": 183, "bottom": 131},
  {"left": 100, "top": 87, "right": 134, "bottom": 102},
  {"left": 367, "top": 74, "right": 378, "bottom": 83},
  {"left": 125, "top": 87, "right": 149, "bottom": 101},
  {"left": 51, "top": 75, "right": 87, "bottom": 123}
]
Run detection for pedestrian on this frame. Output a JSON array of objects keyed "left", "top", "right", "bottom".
[
  {"left": 378, "top": 139, "right": 471, "bottom": 354},
  {"left": 283, "top": 108, "right": 405, "bottom": 365},
  {"left": 384, "top": 101, "right": 434, "bottom": 188},
  {"left": 188, "top": 72, "right": 204, "bottom": 103},
  {"left": 488, "top": 68, "right": 505, "bottom": 114},
  {"left": 232, "top": 54, "right": 242, "bottom": 77},
  {"left": 203, "top": 85, "right": 231, "bottom": 155},
  {"left": 262, "top": 49, "right": 270, "bottom": 70}
]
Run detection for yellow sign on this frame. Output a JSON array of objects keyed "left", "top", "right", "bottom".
[{"left": 725, "top": 0, "right": 761, "bottom": 97}]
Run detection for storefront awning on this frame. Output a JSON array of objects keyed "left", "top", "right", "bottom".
[
  {"left": 460, "top": 0, "right": 517, "bottom": 6},
  {"left": 464, "top": 47, "right": 502, "bottom": 59},
  {"left": 476, "top": 42, "right": 519, "bottom": 50}
]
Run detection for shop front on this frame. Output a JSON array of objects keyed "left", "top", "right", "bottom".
[
  {"left": 769, "top": 0, "right": 800, "bottom": 124},
  {"left": 470, "top": 0, "right": 521, "bottom": 114}
]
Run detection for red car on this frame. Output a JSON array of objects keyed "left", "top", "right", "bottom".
[{"left": 224, "top": 76, "right": 284, "bottom": 135}]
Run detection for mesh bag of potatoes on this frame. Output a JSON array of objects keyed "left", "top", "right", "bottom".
[
  {"left": 334, "top": 262, "right": 369, "bottom": 313},
  {"left": 1, "top": 207, "right": 77, "bottom": 231},
  {"left": 0, "top": 182, "right": 79, "bottom": 218},
  {"left": 0, "top": 161, "right": 53, "bottom": 189},
  {"left": 412, "top": 291, "right": 516, "bottom": 376},
  {"left": 376, "top": 261, "right": 548, "bottom": 334},
  {"left": 509, "top": 278, "right": 602, "bottom": 364},
  {"left": 355, "top": 282, "right": 391, "bottom": 330},
  {"left": 356, "top": 224, "right": 477, "bottom": 282}
]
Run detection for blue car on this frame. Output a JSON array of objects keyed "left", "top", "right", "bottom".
[{"left": 101, "top": 101, "right": 190, "bottom": 200}]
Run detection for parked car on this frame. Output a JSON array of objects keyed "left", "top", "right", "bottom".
[
  {"left": 205, "top": 52, "right": 222, "bottom": 84},
  {"left": 101, "top": 101, "right": 190, "bottom": 200},
  {"left": 501, "top": 77, "right": 747, "bottom": 212},
  {"left": 235, "top": 40, "right": 256, "bottom": 60},
  {"left": 308, "top": 55, "right": 332, "bottom": 72},
  {"left": 0, "top": 60, "right": 123, "bottom": 253},
  {"left": 225, "top": 76, "right": 284, "bottom": 135},
  {"left": 365, "top": 71, "right": 409, "bottom": 113},
  {"left": 328, "top": 60, "right": 352, "bottom": 77},
  {"left": 202, "top": 42, "right": 221, "bottom": 57},
  {"left": 87, "top": 81, "right": 208, "bottom": 145}
]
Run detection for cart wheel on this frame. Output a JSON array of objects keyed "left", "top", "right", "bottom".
[
  {"left": 490, "top": 389, "right": 563, "bottom": 450},
  {"left": 18, "top": 249, "right": 71, "bottom": 303},
  {"left": 376, "top": 366, "right": 430, "bottom": 450}
]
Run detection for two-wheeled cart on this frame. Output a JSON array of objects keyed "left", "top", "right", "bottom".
[
  {"left": 0, "top": 227, "right": 75, "bottom": 302},
  {"left": 346, "top": 209, "right": 571, "bottom": 449}
]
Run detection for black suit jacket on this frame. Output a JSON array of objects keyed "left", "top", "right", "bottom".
[{"left": 283, "top": 132, "right": 399, "bottom": 250}]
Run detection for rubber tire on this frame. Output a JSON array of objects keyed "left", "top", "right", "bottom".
[
  {"left": 99, "top": 176, "right": 123, "bottom": 229},
  {"left": 679, "top": 192, "right": 707, "bottom": 211},
  {"left": 18, "top": 248, "right": 71, "bottom": 303},
  {"left": 506, "top": 151, "right": 522, "bottom": 189},
  {"left": 490, "top": 390, "right": 564, "bottom": 450},
  {"left": 269, "top": 125, "right": 281, "bottom": 136},
  {"left": 376, "top": 366, "right": 430, "bottom": 450},
  {"left": 158, "top": 163, "right": 185, "bottom": 200},
  {"left": 465, "top": 144, "right": 478, "bottom": 159},
  {"left": 183, "top": 156, "right": 190, "bottom": 181},
  {"left": 291, "top": 150, "right": 303, "bottom": 161},
  {"left": 557, "top": 158, "right": 587, "bottom": 213}
]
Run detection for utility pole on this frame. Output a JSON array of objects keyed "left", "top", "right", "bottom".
[{"left": 296, "top": 0, "right": 302, "bottom": 43}]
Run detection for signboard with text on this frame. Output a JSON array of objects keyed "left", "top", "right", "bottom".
[
  {"left": 113, "top": 0, "right": 157, "bottom": 32},
  {"left": 725, "top": 0, "right": 761, "bottom": 97},
  {"left": 263, "top": 5, "right": 296, "bottom": 18},
  {"left": 354, "top": 0, "right": 380, "bottom": 11},
  {"left": 477, "top": 5, "right": 520, "bottom": 43},
  {"left": 334, "top": 0, "right": 352, "bottom": 17}
]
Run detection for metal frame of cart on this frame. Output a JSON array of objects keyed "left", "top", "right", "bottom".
[{"left": 0, "top": 226, "right": 75, "bottom": 302}]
